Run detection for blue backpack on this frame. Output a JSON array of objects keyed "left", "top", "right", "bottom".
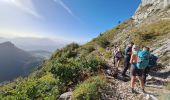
[
  {"left": 148, "top": 54, "right": 158, "bottom": 68},
  {"left": 137, "top": 50, "right": 150, "bottom": 69}
]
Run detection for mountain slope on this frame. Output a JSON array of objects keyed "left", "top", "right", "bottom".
[
  {"left": 0, "top": 0, "right": 170, "bottom": 99},
  {"left": 0, "top": 42, "right": 43, "bottom": 82}
]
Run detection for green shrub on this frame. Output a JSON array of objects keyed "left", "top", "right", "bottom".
[
  {"left": 98, "top": 47, "right": 106, "bottom": 53},
  {"left": 85, "top": 45, "right": 95, "bottom": 53},
  {"left": 0, "top": 74, "right": 59, "bottom": 99},
  {"left": 51, "top": 43, "right": 79, "bottom": 59},
  {"left": 72, "top": 75, "right": 107, "bottom": 100},
  {"left": 50, "top": 55, "right": 106, "bottom": 93},
  {"left": 97, "top": 38, "right": 110, "bottom": 48},
  {"left": 50, "top": 58, "right": 82, "bottom": 85},
  {"left": 104, "top": 51, "right": 112, "bottom": 59},
  {"left": 79, "top": 45, "right": 95, "bottom": 56}
]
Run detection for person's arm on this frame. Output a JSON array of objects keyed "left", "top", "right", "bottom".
[
  {"left": 127, "top": 47, "right": 132, "bottom": 54},
  {"left": 128, "top": 52, "right": 132, "bottom": 54},
  {"left": 125, "top": 47, "right": 132, "bottom": 55},
  {"left": 125, "top": 47, "right": 128, "bottom": 55},
  {"left": 130, "top": 54, "right": 134, "bottom": 64}
]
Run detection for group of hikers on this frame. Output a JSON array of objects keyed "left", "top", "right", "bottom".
[{"left": 112, "top": 42, "right": 158, "bottom": 93}]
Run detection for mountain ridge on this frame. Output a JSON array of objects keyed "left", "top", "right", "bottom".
[
  {"left": 0, "top": 37, "right": 69, "bottom": 52},
  {"left": 0, "top": 0, "right": 170, "bottom": 99},
  {"left": 0, "top": 41, "right": 43, "bottom": 83}
]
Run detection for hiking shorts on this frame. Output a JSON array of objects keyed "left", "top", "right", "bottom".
[{"left": 131, "top": 63, "right": 144, "bottom": 77}]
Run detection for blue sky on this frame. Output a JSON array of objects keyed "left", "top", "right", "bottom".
[{"left": 0, "top": 0, "right": 141, "bottom": 43}]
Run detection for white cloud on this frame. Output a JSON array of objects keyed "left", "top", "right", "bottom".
[
  {"left": 53, "top": 0, "right": 76, "bottom": 18},
  {"left": 0, "top": 0, "right": 43, "bottom": 19},
  {"left": 0, "top": 29, "right": 44, "bottom": 38},
  {"left": 0, "top": 28, "right": 72, "bottom": 42}
]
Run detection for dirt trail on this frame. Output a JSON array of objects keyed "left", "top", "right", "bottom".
[{"left": 103, "top": 58, "right": 170, "bottom": 100}]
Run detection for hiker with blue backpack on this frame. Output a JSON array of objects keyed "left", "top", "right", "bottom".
[
  {"left": 130, "top": 46, "right": 150, "bottom": 93},
  {"left": 143, "top": 50, "right": 158, "bottom": 84}
]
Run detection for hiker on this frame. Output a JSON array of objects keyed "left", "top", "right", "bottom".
[
  {"left": 130, "top": 46, "right": 150, "bottom": 93},
  {"left": 130, "top": 45, "right": 140, "bottom": 93},
  {"left": 143, "top": 50, "right": 158, "bottom": 84},
  {"left": 113, "top": 46, "right": 123, "bottom": 67},
  {"left": 121, "top": 42, "right": 134, "bottom": 77},
  {"left": 112, "top": 45, "right": 118, "bottom": 65}
]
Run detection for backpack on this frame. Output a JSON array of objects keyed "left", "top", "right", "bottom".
[
  {"left": 148, "top": 54, "right": 158, "bottom": 68},
  {"left": 137, "top": 50, "right": 150, "bottom": 69},
  {"left": 115, "top": 51, "right": 123, "bottom": 58}
]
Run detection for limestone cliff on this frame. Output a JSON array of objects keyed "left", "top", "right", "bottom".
[{"left": 133, "top": 0, "right": 170, "bottom": 23}]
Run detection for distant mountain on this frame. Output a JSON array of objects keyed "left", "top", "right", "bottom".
[
  {"left": 0, "top": 37, "right": 69, "bottom": 52},
  {"left": 0, "top": 41, "right": 43, "bottom": 82}
]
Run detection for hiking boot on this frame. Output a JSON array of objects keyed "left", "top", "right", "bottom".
[
  {"left": 141, "top": 89, "right": 145, "bottom": 94},
  {"left": 130, "top": 88, "right": 138, "bottom": 94},
  {"left": 131, "top": 88, "right": 135, "bottom": 93}
]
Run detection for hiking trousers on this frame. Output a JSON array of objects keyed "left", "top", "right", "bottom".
[{"left": 122, "top": 57, "right": 131, "bottom": 75}]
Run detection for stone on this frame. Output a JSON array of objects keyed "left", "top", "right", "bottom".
[{"left": 58, "top": 92, "right": 72, "bottom": 100}]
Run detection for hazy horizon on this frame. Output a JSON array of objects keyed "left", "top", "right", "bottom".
[{"left": 0, "top": 0, "right": 140, "bottom": 43}]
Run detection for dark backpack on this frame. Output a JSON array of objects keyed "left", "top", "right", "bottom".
[
  {"left": 148, "top": 54, "right": 158, "bottom": 68},
  {"left": 115, "top": 51, "right": 123, "bottom": 58}
]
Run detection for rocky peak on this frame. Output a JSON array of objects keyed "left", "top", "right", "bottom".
[
  {"left": 141, "top": 0, "right": 170, "bottom": 8},
  {"left": 0, "top": 41, "right": 15, "bottom": 48},
  {"left": 132, "top": 0, "right": 170, "bottom": 23}
]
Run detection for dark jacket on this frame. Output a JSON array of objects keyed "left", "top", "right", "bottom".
[{"left": 124, "top": 46, "right": 132, "bottom": 60}]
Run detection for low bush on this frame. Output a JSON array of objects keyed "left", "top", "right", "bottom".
[
  {"left": 97, "top": 38, "right": 110, "bottom": 48},
  {"left": 0, "top": 74, "right": 59, "bottom": 99},
  {"left": 104, "top": 51, "right": 112, "bottom": 59},
  {"left": 72, "top": 75, "right": 107, "bottom": 100},
  {"left": 85, "top": 45, "right": 95, "bottom": 53},
  {"left": 51, "top": 43, "right": 79, "bottom": 59},
  {"left": 50, "top": 55, "right": 106, "bottom": 93}
]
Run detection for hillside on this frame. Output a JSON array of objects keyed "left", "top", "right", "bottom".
[
  {"left": 0, "top": 0, "right": 170, "bottom": 100},
  {"left": 0, "top": 42, "right": 43, "bottom": 83}
]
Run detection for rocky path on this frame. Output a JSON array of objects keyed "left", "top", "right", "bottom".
[{"left": 104, "top": 58, "right": 170, "bottom": 100}]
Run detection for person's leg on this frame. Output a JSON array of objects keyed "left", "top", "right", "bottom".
[
  {"left": 138, "top": 76, "right": 145, "bottom": 91},
  {"left": 116, "top": 60, "right": 120, "bottom": 69},
  {"left": 143, "top": 68, "right": 147, "bottom": 84},
  {"left": 122, "top": 58, "right": 130, "bottom": 76},
  {"left": 143, "top": 67, "right": 150, "bottom": 84},
  {"left": 113, "top": 56, "right": 115, "bottom": 66},
  {"left": 137, "top": 69, "right": 145, "bottom": 92},
  {"left": 114, "top": 59, "right": 119, "bottom": 76},
  {"left": 130, "top": 65, "right": 137, "bottom": 93},
  {"left": 131, "top": 76, "right": 136, "bottom": 90}
]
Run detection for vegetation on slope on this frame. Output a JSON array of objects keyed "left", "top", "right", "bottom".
[
  {"left": 0, "top": 43, "right": 107, "bottom": 99},
  {"left": 0, "top": 19, "right": 170, "bottom": 99},
  {"left": 72, "top": 75, "right": 107, "bottom": 100},
  {"left": 131, "top": 20, "right": 170, "bottom": 46}
]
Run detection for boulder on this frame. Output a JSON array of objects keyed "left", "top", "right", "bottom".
[{"left": 58, "top": 92, "right": 72, "bottom": 100}]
